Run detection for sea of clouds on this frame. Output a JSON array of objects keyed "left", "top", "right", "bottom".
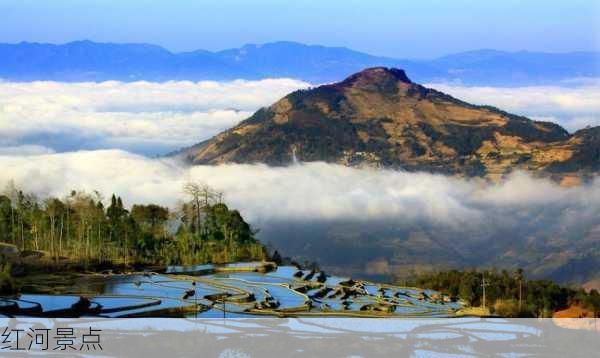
[
  {"left": 0, "top": 79, "right": 599, "bottom": 278},
  {"left": 428, "top": 82, "right": 600, "bottom": 132},
  {"left": 1, "top": 150, "right": 599, "bottom": 280},
  {"left": 0, "top": 77, "right": 598, "bottom": 223},
  {"left": 0, "top": 79, "right": 599, "bottom": 157},
  {"left": 0, "top": 149, "right": 599, "bottom": 238},
  {"left": 0, "top": 79, "right": 310, "bottom": 155}
]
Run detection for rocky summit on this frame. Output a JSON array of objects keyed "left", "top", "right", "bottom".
[{"left": 181, "top": 67, "right": 599, "bottom": 182}]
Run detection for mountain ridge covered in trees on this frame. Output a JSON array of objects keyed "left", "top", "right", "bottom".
[{"left": 407, "top": 269, "right": 600, "bottom": 318}]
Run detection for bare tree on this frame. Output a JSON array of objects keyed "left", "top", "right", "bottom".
[
  {"left": 3, "top": 181, "right": 18, "bottom": 245},
  {"left": 215, "top": 190, "right": 225, "bottom": 204},
  {"left": 183, "top": 183, "right": 201, "bottom": 233},
  {"left": 182, "top": 182, "right": 225, "bottom": 237}
]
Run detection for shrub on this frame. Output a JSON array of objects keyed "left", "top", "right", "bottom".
[
  {"left": 0, "top": 263, "right": 18, "bottom": 294},
  {"left": 492, "top": 299, "right": 520, "bottom": 317}
]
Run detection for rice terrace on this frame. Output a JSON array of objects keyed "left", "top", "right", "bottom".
[{"left": 0, "top": 262, "right": 461, "bottom": 318}]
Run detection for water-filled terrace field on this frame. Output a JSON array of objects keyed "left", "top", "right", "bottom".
[{"left": 0, "top": 262, "right": 461, "bottom": 317}]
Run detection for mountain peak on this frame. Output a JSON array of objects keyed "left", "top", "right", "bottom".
[
  {"left": 179, "top": 67, "right": 598, "bottom": 179},
  {"left": 339, "top": 67, "right": 412, "bottom": 87}
]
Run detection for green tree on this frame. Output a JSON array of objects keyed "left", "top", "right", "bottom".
[{"left": 514, "top": 268, "right": 524, "bottom": 312}]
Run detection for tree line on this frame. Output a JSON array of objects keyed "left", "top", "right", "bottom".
[
  {"left": 0, "top": 181, "right": 267, "bottom": 268},
  {"left": 405, "top": 269, "right": 600, "bottom": 317}
]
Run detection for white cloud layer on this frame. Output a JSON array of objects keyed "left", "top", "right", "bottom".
[
  {"left": 0, "top": 79, "right": 310, "bottom": 155},
  {"left": 427, "top": 83, "right": 600, "bottom": 132},
  {"left": 1, "top": 80, "right": 599, "bottom": 157},
  {"left": 1, "top": 150, "right": 599, "bottom": 229},
  {"left": 2, "top": 150, "right": 599, "bottom": 279},
  {"left": 1, "top": 80, "right": 599, "bottom": 279},
  {"left": 0, "top": 145, "right": 56, "bottom": 156}
]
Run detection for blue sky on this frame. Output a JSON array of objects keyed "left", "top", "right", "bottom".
[{"left": 1, "top": 0, "right": 598, "bottom": 58}]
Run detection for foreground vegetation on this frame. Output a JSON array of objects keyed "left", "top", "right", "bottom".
[
  {"left": 0, "top": 181, "right": 267, "bottom": 280},
  {"left": 406, "top": 269, "right": 600, "bottom": 317}
]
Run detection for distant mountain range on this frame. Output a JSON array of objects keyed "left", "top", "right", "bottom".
[
  {"left": 1, "top": 40, "right": 598, "bottom": 85},
  {"left": 179, "top": 67, "right": 599, "bottom": 183}
]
